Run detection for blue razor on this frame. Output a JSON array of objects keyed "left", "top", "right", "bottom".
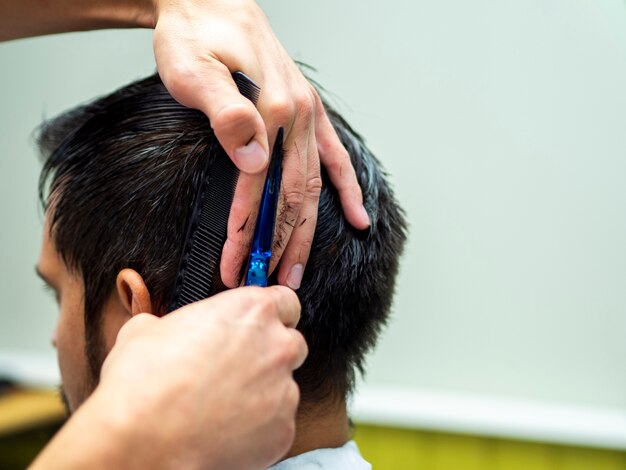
[{"left": 244, "top": 128, "right": 284, "bottom": 287}]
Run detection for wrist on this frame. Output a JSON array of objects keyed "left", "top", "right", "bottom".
[
  {"left": 54, "top": 0, "right": 157, "bottom": 31},
  {"left": 154, "top": 0, "right": 260, "bottom": 24},
  {"left": 83, "top": 385, "right": 154, "bottom": 469},
  {"left": 29, "top": 387, "right": 137, "bottom": 470},
  {"left": 89, "top": 0, "right": 157, "bottom": 29},
  {"left": 0, "top": 0, "right": 157, "bottom": 41}
]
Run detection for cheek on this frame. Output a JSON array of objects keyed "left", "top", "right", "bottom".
[
  {"left": 101, "top": 307, "right": 132, "bottom": 354},
  {"left": 55, "top": 295, "right": 91, "bottom": 412}
]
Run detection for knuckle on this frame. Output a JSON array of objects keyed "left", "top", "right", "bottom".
[
  {"left": 293, "top": 303, "right": 303, "bottom": 326},
  {"left": 305, "top": 173, "right": 323, "bottom": 197},
  {"left": 267, "top": 96, "right": 296, "bottom": 124},
  {"left": 237, "top": 287, "right": 264, "bottom": 312},
  {"left": 271, "top": 286, "right": 300, "bottom": 315},
  {"left": 299, "top": 332, "right": 308, "bottom": 358},
  {"left": 272, "top": 346, "right": 289, "bottom": 369},
  {"left": 275, "top": 336, "right": 298, "bottom": 366},
  {"left": 285, "top": 337, "right": 300, "bottom": 363},
  {"left": 311, "top": 86, "right": 323, "bottom": 107},
  {"left": 298, "top": 238, "right": 314, "bottom": 256},
  {"left": 324, "top": 150, "right": 346, "bottom": 175},
  {"left": 254, "top": 291, "right": 278, "bottom": 320},
  {"left": 326, "top": 149, "right": 356, "bottom": 188},
  {"left": 115, "top": 321, "right": 133, "bottom": 341},
  {"left": 284, "top": 188, "right": 305, "bottom": 215},
  {"left": 316, "top": 116, "right": 342, "bottom": 150},
  {"left": 162, "top": 63, "right": 195, "bottom": 93},
  {"left": 294, "top": 91, "right": 314, "bottom": 120},
  {"left": 286, "top": 381, "right": 301, "bottom": 410},
  {"left": 119, "top": 314, "right": 150, "bottom": 339},
  {"left": 275, "top": 417, "right": 296, "bottom": 455},
  {"left": 212, "top": 103, "right": 256, "bottom": 136}
]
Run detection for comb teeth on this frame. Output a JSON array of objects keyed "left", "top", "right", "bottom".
[
  {"left": 168, "top": 71, "right": 260, "bottom": 312},
  {"left": 233, "top": 72, "right": 261, "bottom": 105},
  {"left": 171, "top": 150, "right": 237, "bottom": 309}
]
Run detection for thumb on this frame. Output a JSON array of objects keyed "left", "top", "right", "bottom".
[{"left": 161, "top": 58, "right": 269, "bottom": 174}]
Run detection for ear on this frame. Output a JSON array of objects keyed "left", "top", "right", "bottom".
[{"left": 115, "top": 269, "right": 152, "bottom": 316}]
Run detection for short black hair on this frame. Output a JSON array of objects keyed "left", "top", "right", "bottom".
[{"left": 38, "top": 74, "right": 407, "bottom": 404}]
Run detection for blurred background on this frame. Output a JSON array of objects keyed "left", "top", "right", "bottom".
[{"left": 1, "top": 0, "right": 625, "bottom": 468}]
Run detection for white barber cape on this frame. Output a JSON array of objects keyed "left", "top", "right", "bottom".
[{"left": 268, "top": 441, "right": 371, "bottom": 470}]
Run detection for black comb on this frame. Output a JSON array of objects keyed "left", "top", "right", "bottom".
[{"left": 168, "top": 72, "right": 261, "bottom": 312}]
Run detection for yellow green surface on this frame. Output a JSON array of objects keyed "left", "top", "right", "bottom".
[
  {"left": 354, "top": 424, "right": 626, "bottom": 470},
  {"left": 2, "top": 412, "right": 626, "bottom": 469}
]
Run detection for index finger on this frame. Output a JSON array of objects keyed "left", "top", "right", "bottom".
[{"left": 315, "top": 95, "right": 370, "bottom": 230}]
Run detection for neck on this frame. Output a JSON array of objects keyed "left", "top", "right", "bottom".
[{"left": 282, "top": 397, "right": 350, "bottom": 460}]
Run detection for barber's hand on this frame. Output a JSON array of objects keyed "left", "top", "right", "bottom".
[
  {"left": 31, "top": 287, "right": 307, "bottom": 470},
  {"left": 153, "top": 0, "right": 370, "bottom": 289}
]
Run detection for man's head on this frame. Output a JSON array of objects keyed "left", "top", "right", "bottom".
[{"left": 37, "top": 74, "right": 407, "bottom": 413}]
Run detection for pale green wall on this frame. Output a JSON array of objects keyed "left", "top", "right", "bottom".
[
  {"left": 257, "top": 0, "right": 626, "bottom": 409},
  {"left": 354, "top": 425, "right": 626, "bottom": 470},
  {"left": 1, "top": 0, "right": 625, "bottom": 413},
  {"left": 0, "top": 30, "right": 156, "bottom": 355}
]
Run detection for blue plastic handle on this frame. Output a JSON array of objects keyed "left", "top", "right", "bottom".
[{"left": 244, "top": 128, "right": 284, "bottom": 287}]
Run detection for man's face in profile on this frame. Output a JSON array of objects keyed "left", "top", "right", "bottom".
[{"left": 36, "top": 213, "right": 129, "bottom": 413}]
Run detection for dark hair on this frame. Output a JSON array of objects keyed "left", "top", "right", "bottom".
[{"left": 38, "top": 74, "right": 407, "bottom": 404}]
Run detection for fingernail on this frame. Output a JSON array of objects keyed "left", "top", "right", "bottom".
[
  {"left": 234, "top": 140, "right": 268, "bottom": 173},
  {"left": 286, "top": 264, "right": 304, "bottom": 290},
  {"left": 361, "top": 205, "right": 371, "bottom": 226}
]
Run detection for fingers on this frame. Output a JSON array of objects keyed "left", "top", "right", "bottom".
[
  {"left": 221, "top": 84, "right": 317, "bottom": 288},
  {"left": 257, "top": 85, "right": 318, "bottom": 289},
  {"left": 286, "top": 328, "right": 308, "bottom": 371},
  {"left": 276, "top": 121, "right": 321, "bottom": 290},
  {"left": 261, "top": 286, "right": 307, "bottom": 371},
  {"left": 266, "top": 116, "right": 308, "bottom": 277},
  {"left": 270, "top": 290, "right": 307, "bottom": 371},
  {"left": 155, "top": 4, "right": 369, "bottom": 294},
  {"left": 220, "top": 124, "right": 285, "bottom": 288},
  {"left": 315, "top": 94, "right": 370, "bottom": 230},
  {"left": 220, "top": 172, "right": 264, "bottom": 287},
  {"left": 159, "top": 56, "right": 269, "bottom": 174},
  {"left": 211, "top": 286, "right": 307, "bottom": 370},
  {"left": 114, "top": 313, "right": 158, "bottom": 345},
  {"left": 100, "top": 313, "right": 158, "bottom": 378},
  {"left": 160, "top": 37, "right": 368, "bottom": 287},
  {"left": 204, "top": 285, "right": 301, "bottom": 327}
]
